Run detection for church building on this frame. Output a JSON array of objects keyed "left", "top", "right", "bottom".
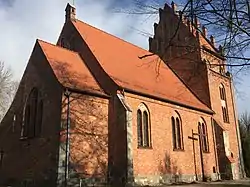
[{"left": 0, "top": 2, "right": 245, "bottom": 186}]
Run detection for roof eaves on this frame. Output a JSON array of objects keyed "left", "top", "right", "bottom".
[
  {"left": 123, "top": 87, "right": 214, "bottom": 115},
  {"left": 65, "top": 86, "right": 110, "bottom": 99}
]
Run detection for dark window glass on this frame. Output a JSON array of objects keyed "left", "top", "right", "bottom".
[
  {"left": 176, "top": 117, "right": 181, "bottom": 149},
  {"left": 202, "top": 122, "right": 208, "bottom": 152},
  {"left": 172, "top": 117, "right": 177, "bottom": 149},
  {"left": 143, "top": 111, "right": 149, "bottom": 147},
  {"left": 36, "top": 100, "right": 43, "bottom": 136},
  {"left": 137, "top": 110, "right": 143, "bottom": 147},
  {"left": 23, "top": 88, "right": 40, "bottom": 139},
  {"left": 29, "top": 89, "right": 38, "bottom": 138},
  {"left": 24, "top": 105, "right": 30, "bottom": 137}
]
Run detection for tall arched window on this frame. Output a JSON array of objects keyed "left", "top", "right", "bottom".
[
  {"left": 171, "top": 111, "right": 183, "bottom": 150},
  {"left": 137, "top": 103, "right": 151, "bottom": 148},
  {"left": 171, "top": 117, "right": 177, "bottom": 149},
  {"left": 29, "top": 88, "right": 38, "bottom": 137},
  {"left": 219, "top": 84, "right": 229, "bottom": 123},
  {"left": 137, "top": 110, "right": 143, "bottom": 146},
  {"left": 22, "top": 88, "right": 43, "bottom": 139},
  {"left": 198, "top": 118, "right": 209, "bottom": 152},
  {"left": 36, "top": 100, "right": 43, "bottom": 136},
  {"left": 23, "top": 105, "right": 30, "bottom": 137}
]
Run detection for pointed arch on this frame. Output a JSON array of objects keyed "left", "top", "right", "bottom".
[
  {"left": 171, "top": 111, "right": 184, "bottom": 150},
  {"left": 219, "top": 83, "right": 226, "bottom": 101},
  {"left": 219, "top": 83, "right": 229, "bottom": 123},
  {"left": 36, "top": 100, "right": 43, "bottom": 136},
  {"left": 137, "top": 103, "right": 151, "bottom": 148},
  {"left": 22, "top": 87, "right": 43, "bottom": 139},
  {"left": 199, "top": 118, "right": 209, "bottom": 152},
  {"left": 137, "top": 109, "right": 143, "bottom": 146}
]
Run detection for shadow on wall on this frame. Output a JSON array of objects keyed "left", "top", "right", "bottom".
[
  {"left": 213, "top": 119, "right": 233, "bottom": 180},
  {"left": 158, "top": 152, "right": 182, "bottom": 184},
  {"left": 55, "top": 62, "right": 109, "bottom": 185}
]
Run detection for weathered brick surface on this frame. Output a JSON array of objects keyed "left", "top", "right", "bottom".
[
  {"left": 0, "top": 3, "right": 243, "bottom": 186},
  {"left": 59, "top": 93, "right": 109, "bottom": 179},
  {"left": 124, "top": 92, "right": 217, "bottom": 183},
  {"left": 207, "top": 70, "right": 240, "bottom": 178},
  {"left": 0, "top": 43, "right": 63, "bottom": 186},
  {"left": 149, "top": 2, "right": 242, "bottom": 181}
]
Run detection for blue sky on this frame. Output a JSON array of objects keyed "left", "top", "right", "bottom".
[{"left": 0, "top": 0, "right": 249, "bottom": 115}]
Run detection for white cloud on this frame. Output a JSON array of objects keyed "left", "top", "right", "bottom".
[{"left": 0, "top": 0, "right": 249, "bottom": 114}]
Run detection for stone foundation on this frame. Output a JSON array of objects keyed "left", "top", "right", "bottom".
[{"left": 134, "top": 173, "right": 220, "bottom": 186}]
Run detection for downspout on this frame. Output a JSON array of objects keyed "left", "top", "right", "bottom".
[
  {"left": 64, "top": 89, "right": 71, "bottom": 186},
  {"left": 229, "top": 77, "right": 246, "bottom": 178}
]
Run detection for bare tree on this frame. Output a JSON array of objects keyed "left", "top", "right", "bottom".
[
  {"left": 239, "top": 111, "right": 250, "bottom": 177},
  {"left": 0, "top": 62, "right": 18, "bottom": 122},
  {"left": 239, "top": 111, "right": 250, "bottom": 138}
]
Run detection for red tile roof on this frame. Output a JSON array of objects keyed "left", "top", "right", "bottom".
[
  {"left": 37, "top": 40, "right": 106, "bottom": 96},
  {"left": 72, "top": 20, "right": 212, "bottom": 113}
]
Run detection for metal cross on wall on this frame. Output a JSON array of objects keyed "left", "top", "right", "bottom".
[{"left": 188, "top": 128, "right": 207, "bottom": 182}]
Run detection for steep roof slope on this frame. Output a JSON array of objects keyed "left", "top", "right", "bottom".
[
  {"left": 72, "top": 20, "right": 212, "bottom": 113},
  {"left": 37, "top": 40, "right": 106, "bottom": 96}
]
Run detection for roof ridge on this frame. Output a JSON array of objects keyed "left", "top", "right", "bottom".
[
  {"left": 37, "top": 39, "right": 80, "bottom": 56},
  {"left": 75, "top": 19, "right": 153, "bottom": 54}
]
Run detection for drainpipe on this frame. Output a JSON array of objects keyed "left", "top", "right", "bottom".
[
  {"left": 64, "top": 89, "right": 71, "bottom": 187},
  {"left": 229, "top": 77, "right": 246, "bottom": 178}
]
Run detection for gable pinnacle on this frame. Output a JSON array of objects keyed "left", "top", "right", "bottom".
[
  {"left": 171, "top": 1, "right": 177, "bottom": 13},
  {"left": 65, "top": 3, "right": 76, "bottom": 22}
]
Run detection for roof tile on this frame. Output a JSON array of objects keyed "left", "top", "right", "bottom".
[
  {"left": 73, "top": 20, "right": 212, "bottom": 112},
  {"left": 37, "top": 40, "right": 105, "bottom": 95}
]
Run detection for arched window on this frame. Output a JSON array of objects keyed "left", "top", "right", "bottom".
[
  {"left": 171, "top": 117, "right": 177, "bottom": 149},
  {"left": 29, "top": 88, "right": 38, "bottom": 137},
  {"left": 23, "top": 105, "right": 30, "bottom": 137},
  {"left": 219, "top": 84, "right": 226, "bottom": 101},
  {"left": 137, "top": 103, "right": 151, "bottom": 148},
  {"left": 171, "top": 111, "right": 184, "bottom": 150},
  {"left": 137, "top": 110, "right": 143, "bottom": 146},
  {"left": 35, "top": 100, "right": 43, "bottom": 136},
  {"left": 22, "top": 88, "right": 43, "bottom": 139},
  {"left": 143, "top": 111, "right": 149, "bottom": 147},
  {"left": 198, "top": 119, "right": 209, "bottom": 152},
  {"left": 219, "top": 84, "right": 229, "bottom": 123}
]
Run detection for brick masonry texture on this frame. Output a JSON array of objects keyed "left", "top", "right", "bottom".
[{"left": 0, "top": 2, "right": 244, "bottom": 187}]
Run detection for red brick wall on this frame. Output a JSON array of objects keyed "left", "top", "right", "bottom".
[
  {"left": 60, "top": 93, "right": 109, "bottom": 179},
  {"left": 149, "top": 5, "right": 211, "bottom": 107},
  {"left": 207, "top": 70, "right": 240, "bottom": 177},
  {"left": 57, "top": 21, "right": 118, "bottom": 95},
  {"left": 124, "top": 92, "right": 217, "bottom": 181},
  {"left": 0, "top": 43, "right": 63, "bottom": 186}
]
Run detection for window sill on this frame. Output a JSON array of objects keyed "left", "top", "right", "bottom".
[
  {"left": 173, "top": 148, "right": 184, "bottom": 152},
  {"left": 19, "top": 136, "right": 38, "bottom": 141},
  {"left": 19, "top": 137, "right": 29, "bottom": 141},
  {"left": 203, "top": 150, "right": 210, "bottom": 154},
  {"left": 137, "top": 146, "right": 153, "bottom": 150}
]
